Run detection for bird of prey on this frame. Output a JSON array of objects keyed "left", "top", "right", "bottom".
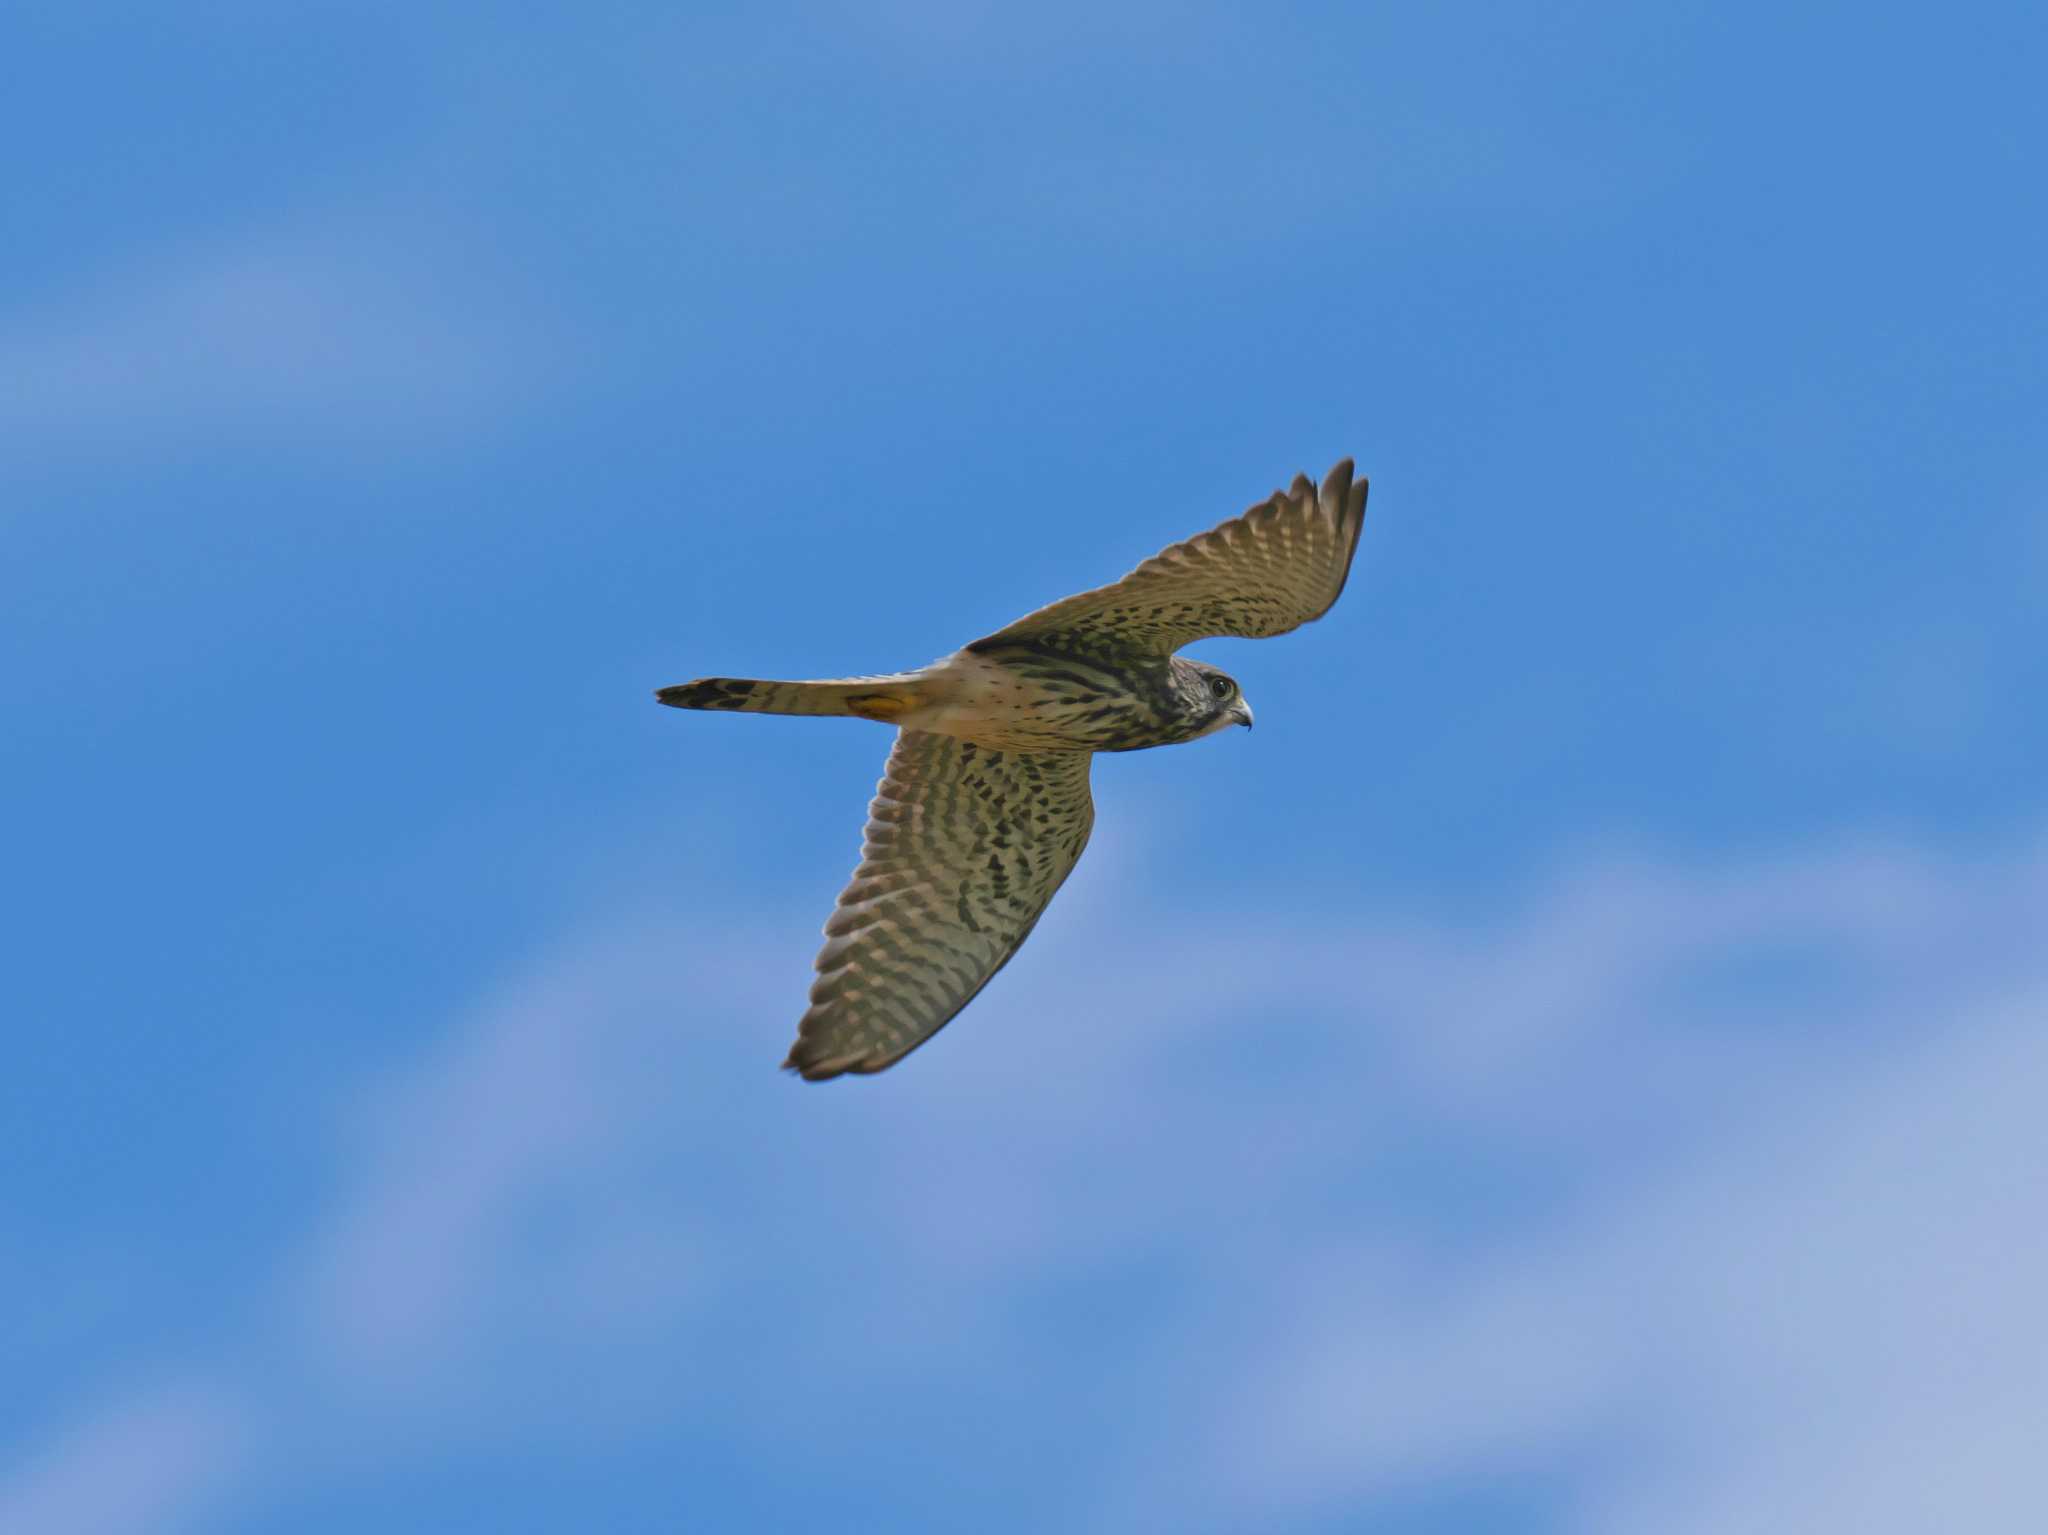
[{"left": 658, "top": 458, "right": 1369, "bottom": 1080}]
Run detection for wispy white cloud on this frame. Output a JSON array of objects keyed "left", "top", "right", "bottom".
[
  {"left": 0, "top": 1376, "right": 252, "bottom": 1535},
  {"left": 0, "top": 215, "right": 557, "bottom": 462},
  {"left": 1089, "top": 835, "right": 2048, "bottom": 1531},
  {"left": 8, "top": 825, "right": 2044, "bottom": 1531},
  {"left": 1182, "top": 973, "right": 2048, "bottom": 1534},
  {"left": 289, "top": 925, "right": 728, "bottom": 1400}
]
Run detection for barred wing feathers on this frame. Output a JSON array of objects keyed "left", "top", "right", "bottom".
[
  {"left": 969, "top": 458, "right": 1368, "bottom": 657},
  {"left": 786, "top": 730, "right": 1095, "bottom": 1080}
]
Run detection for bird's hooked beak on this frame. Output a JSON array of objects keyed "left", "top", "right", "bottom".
[{"left": 1232, "top": 698, "right": 1254, "bottom": 730}]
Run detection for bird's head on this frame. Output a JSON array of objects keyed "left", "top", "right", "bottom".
[{"left": 1173, "top": 658, "right": 1255, "bottom": 739}]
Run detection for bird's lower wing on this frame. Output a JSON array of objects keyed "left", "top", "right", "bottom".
[
  {"left": 786, "top": 730, "right": 1095, "bottom": 1081},
  {"left": 967, "top": 458, "right": 1367, "bottom": 657}
]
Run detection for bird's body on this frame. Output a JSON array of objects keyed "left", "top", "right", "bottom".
[
  {"left": 660, "top": 644, "right": 1242, "bottom": 753},
  {"left": 658, "top": 458, "right": 1369, "bottom": 1080}
]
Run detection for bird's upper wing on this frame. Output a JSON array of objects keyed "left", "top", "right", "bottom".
[
  {"left": 968, "top": 458, "right": 1368, "bottom": 658},
  {"left": 786, "top": 730, "right": 1094, "bottom": 1080}
]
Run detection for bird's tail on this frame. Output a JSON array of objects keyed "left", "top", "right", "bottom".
[{"left": 654, "top": 672, "right": 931, "bottom": 723}]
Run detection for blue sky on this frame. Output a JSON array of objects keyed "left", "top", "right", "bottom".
[{"left": 5, "top": 2, "right": 2045, "bottom": 1530}]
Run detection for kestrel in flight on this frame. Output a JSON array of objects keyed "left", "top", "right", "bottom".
[{"left": 658, "top": 458, "right": 1370, "bottom": 1080}]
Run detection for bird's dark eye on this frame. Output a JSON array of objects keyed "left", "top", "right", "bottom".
[{"left": 1208, "top": 676, "right": 1233, "bottom": 699}]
